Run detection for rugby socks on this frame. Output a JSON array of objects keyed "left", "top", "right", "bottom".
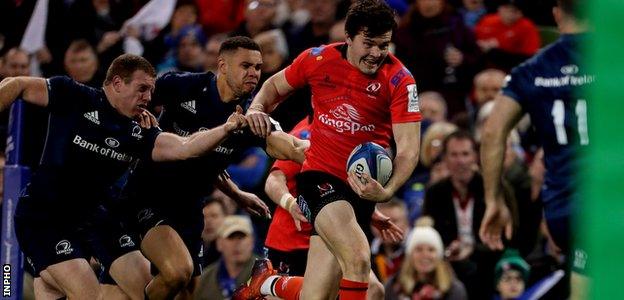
[
  {"left": 261, "top": 275, "right": 304, "bottom": 300},
  {"left": 338, "top": 278, "right": 368, "bottom": 300}
]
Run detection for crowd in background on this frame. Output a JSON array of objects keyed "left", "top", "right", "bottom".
[{"left": 0, "top": 0, "right": 570, "bottom": 299}]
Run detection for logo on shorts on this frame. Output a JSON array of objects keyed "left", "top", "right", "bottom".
[
  {"left": 137, "top": 209, "right": 154, "bottom": 223},
  {"left": 198, "top": 245, "right": 204, "bottom": 258},
  {"left": 55, "top": 240, "right": 74, "bottom": 255},
  {"left": 119, "top": 235, "right": 135, "bottom": 248},
  {"left": 317, "top": 183, "right": 334, "bottom": 197}
]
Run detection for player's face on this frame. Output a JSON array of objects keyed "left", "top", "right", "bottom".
[
  {"left": 444, "top": 138, "right": 478, "bottom": 184},
  {"left": 117, "top": 70, "right": 155, "bottom": 118},
  {"left": 346, "top": 31, "right": 392, "bottom": 75},
  {"left": 411, "top": 244, "right": 439, "bottom": 274},
  {"left": 223, "top": 48, "right": 263, "bottom": 99}
]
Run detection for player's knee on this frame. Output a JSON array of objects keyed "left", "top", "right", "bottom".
[
  {"left": 367, "top": 279, "right": 384, "bottom": 300},
  {"left": 342, "top": 248, "right": 371, "bottom": 276},
  {"left": 159, "top": 262, "right": 193, "bottom": 290}
]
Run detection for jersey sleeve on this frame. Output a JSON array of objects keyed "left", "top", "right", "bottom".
[
  {"left": 502, "top": 65, "right": 530, "bottom": 111},
  {"left": 271, "top": 159, "right": 302, "bottom": 178},
  {"left": 284, "top": 48, "right": 314, "bottom": 89},
  {"left": 136, "top": 126, "right": 162, "bottom": 161},
  {"left": 46, "top": 76, "right": 89, "bottom": 113},
  {"left": 389, "top": 67, "right": 423, "bottom": 123}
]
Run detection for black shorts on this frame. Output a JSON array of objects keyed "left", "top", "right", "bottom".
[
  {"left": 14, "top": 198, "right": 138, "bottom": 279},
  {"left": 295, "top": 171, "right": 376, "bottom": 236},
  {"left": 128, "top": 193, "right": 205, "bottom": 277},
  {"left": 267, "top": 248, "right": 308, "bottom": 276}
]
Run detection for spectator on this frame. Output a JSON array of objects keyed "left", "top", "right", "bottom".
[
  {"left": 229, "top": 0, "right": 279, "bottom": 38},
  {"left": 420, "top": 91, "right": 448, "bottom": 123},
  {"left": 194, "top": 215, "right": 258, "bottom": 300},
  {"left": 384, "top": 217, "right": 467, "bottom": 300},
  {"left": 64, "top": 40, "right": 103, "bottom": 87},
  {"left": 420, "top": 122, "right": 458, "bottom": 170},
  {"left": 328, "top": 19, "right": 346, "bottom": 43},
  {"left": 0, "top": 47, "right": 30, "bottom": 78},
  {"left": 394, "top": 0, "right": 482, "bottom": 118},
  {"left": 203, "top": 34, "right": 227, "bottom": 73},
  {"left": 195, "top": 0, "right": 246, "bottom": 36},
  {"left": 473, "top": 68, "right": 506, "bottom": 107},
  {"left": 371, "top": 199, "right": 410, "bottom": 283},
  {"left": 474, "top": 0, "right": 541, "bottom": 71},
  {"left": 422, "top": 131, "right": 501, "bottom": 300},
  {"left": 494, "top": 249, "right": 530, "bottom": 300},
  {"left": 157, "top": 25, "right": 207, "bottom": 75},
  {"left": 201, "top": 197, "right": 229, "bottom": 266},
  {"left": 253, "top": 29, "right": 289, "bottom": 78},
  {"left": 285, "top": 0, "right": 339, "bottom": 59},
  {"left": 458, "top": 0, "right": 487, "bottom": 30}
]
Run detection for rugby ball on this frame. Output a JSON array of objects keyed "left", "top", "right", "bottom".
[{"left": 346, "top": 142, "right": 393, "bottom": 186}]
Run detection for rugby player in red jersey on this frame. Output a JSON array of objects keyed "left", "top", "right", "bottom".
[{"left": 235, "top": 0, "right": 422, "bottom": 299}]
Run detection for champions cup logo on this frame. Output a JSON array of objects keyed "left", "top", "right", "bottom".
[{"left": 319, "top": 104, "right": 375, "bottom": 134}]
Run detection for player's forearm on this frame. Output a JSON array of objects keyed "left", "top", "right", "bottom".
[
  {"left": 384, "top": 150, "right": 419, "bottom": 199},
  {"left": 181, "top": 125, "right": 231, "bottom": 158},
  {"left": 265, "top": 171, "right": 290, "bottom": 205},
  {"left": 249, "top": 73, "right": 290, "bottom": 113},
  {"left": 0, "top": 77, "right": 24, "bottom": 111},
  {"left": 215, "top": 174, "right": 244, "bottom": 201},
  {"left": 266, "top": 133, "right": 306, "bottom": 164},
  {"left": 480, "top": 125, "right": 507, "bottom": 203}
]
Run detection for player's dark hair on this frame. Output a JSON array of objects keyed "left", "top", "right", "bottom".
[
  {"left": 218, "top": 36, "right": 261, "bottom": 56},
  {"left": 104, "top": 54, "right": 156, "bottom": 85},
  {"left": 557, "top": 0, "right": 584, "bottom": 20},
  {"left": 344, "top": 0, "right": 397, "bottom": 38},
  {"left": 441, "top": 130, "right": 477, "bottom": 156}
]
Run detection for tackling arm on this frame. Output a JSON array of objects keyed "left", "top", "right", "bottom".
[{"left": 0, "top": 77, "right": 49, "bottom": 111}]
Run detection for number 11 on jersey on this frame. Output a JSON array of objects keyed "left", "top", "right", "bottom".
[{"left": 552, "top": 99, "right": 589, "bottom": 146}]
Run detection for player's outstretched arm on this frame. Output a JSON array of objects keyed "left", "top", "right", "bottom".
[
  {"left": 246, "top": 70, "right": 295, "bottom": 137},
  {"left": 151, "top": 108, "right": 246, "bottom": 162},
  {"left": 265, "top": 168, "right": 307, "bottom": 231},
  {"left": 479, "top": 94, "right": 523, "bottom": 250},
  {"left": 0, "top": 77, "right": 49, "bottom": 111},
  {"left": 265, "top": 131, "right": 309, "bottom": 164},
  {"left": 215, "top": 172, "right": 271, "bottom": 218}
]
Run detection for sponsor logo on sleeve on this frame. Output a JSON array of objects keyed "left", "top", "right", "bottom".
[
  {"left": 407, "top": 84, "right": 419, "bottom": 112},
  {"left": 55, "top": 240, "right": 74, "bottom": 255}
]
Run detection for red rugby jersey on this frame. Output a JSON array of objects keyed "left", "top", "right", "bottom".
[
  {"left": 284, "top": 43, "right": 422, "bottom": 182},
  {"left": 265, "top": 119, "right": 313, "bottom": 251}
]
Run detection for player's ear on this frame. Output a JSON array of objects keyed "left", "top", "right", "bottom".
[
  {"left": 112, "top": 75, "right": 123, "bottom": 93},
  {"left": 346, "top": 35, "right": 353, "bottom": 46},
  {"left": 217, "top": 55, "right": 227, "bottom": 75}
]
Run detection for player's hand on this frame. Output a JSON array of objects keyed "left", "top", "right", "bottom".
[
  {"left": 137, "top": 109, "right": 159, "bottom": 129},
  {"left": 236, "top": 191, "right": 271, "bottom": 219},
  {"left": 225, "top": 105, "right": 247, "bottom": 133},
  {"left": 371, "top": 209, "right": 404, "bottom": 243},
  {"left": 479, "top": 199, "right": 513, "bottom": 250},
  {"left": 284, "top": 195, "right": 308, "bottom": 231},
  {"left": 245, "top": 106, "right": 271, "bottom": 138},
  {"left": 347, "top": 172, "right": 392, "bottom": 203}
]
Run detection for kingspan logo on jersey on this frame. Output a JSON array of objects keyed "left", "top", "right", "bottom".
[
  {"left": 119, "top": 235, "right": 136, "bottom": 248},
  {"left": 55, "top": 240, "right": 74, "bottom": 255},
  {"left": 318, "top": 103, "right": 375, "bottom": 134}
]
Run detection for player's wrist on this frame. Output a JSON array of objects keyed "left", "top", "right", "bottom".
[
  {"left": 248, "top": 103, "right": 265, "bottom": 113},
  {"left": 279, "top": 192, "right": 296, "bottom": 210}
]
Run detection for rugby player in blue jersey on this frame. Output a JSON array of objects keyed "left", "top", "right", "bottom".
[
  {"left": 123, "top": 36, "right": 307, "bottom": 299},
  {"left": 479, "top": 0, "right": 591, "bottom": 297},
  {"left": 0, "top": 54, "right": 248, "bottom": 299}
]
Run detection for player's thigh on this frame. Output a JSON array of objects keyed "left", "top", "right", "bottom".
[
  {"left": 110, "top": 250, "right": 152, "bottom": 300},
  {"left": 300, "top": 236, "right": 342, "bottom": 300},
  {"left": 33, "top": 276, "right": 64, "bottom": 300},
  {"left": 570, "top": 271, "right": 589, "bottom": 300},
  {"left": 44, "top": 258, "right": 101, "bottom": 298},
  {"left": 314, "top": 201, "right": 371, "bottom": 270},
  {"left": 141, "top": 225, "right": 194, "bottom": 273}
]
